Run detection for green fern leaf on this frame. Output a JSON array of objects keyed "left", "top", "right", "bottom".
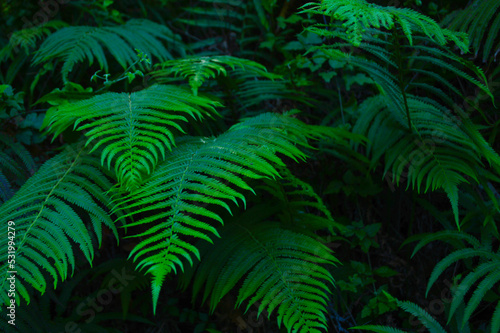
[
  {"left": 114, "top": 112, "right": 328, "bottom": 314},
  {"left": 0, "top": 134, "right": 36, "bottom": 203},
  {"left": 404, "top": 230, "right": 481, "bottom": 258},
  {"left": 397, "top": 300, "right": 447, "bottom": 333},
  {"left": 448, "top": 261, "right": 498, "bottom": 323},
  {"left": 354, "top": 298, "right": 447, "bottom": 333},
  {"left": 462, "top": 269, "right": 500, "bottom": 328},
  {"left": 351, "top": 93, "right": 500, "bottom": 227},
  {"left": 0, "top": 144, "right": 118, "bottom": 306},
  {"left": 301, "top": 0, "right": 468, "bottom": 51},
  {"left": 186, "top": 216, "right": 338, "bottom": 333},
  {"left": 426, "top": 248, "right": 498, "bottom": 297},
  {"left": 42, "top": 84, "right": 220, "bottom": 191},
  {"left": 491, "top": 301, "right": 500, "bottom": 333},
  {"left": 444, "top": 0, "right": 500, "bottom": 62},
  {"left": 153, "top": 55, "right": 277, "bottom": 96},
  {"left": 0, "top": 20, "right": 67, "bottom": 60},
  {"left": 32, "top": 19, "right": 185, "bottom": 83},
  {"left": 351, "top": 325, "right": 407, "bottom": 333}
]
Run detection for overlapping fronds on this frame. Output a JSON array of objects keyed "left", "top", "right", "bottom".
[
  {"left": 352, "top": 94, "right": 500, "bottom": 227},
  {"left": 0, "top": 20, "right": 67, "bottom": 61},
  {"left": 0, "top": 134, "right": 36, "bottom": 203},
  {"left": 41, "top": 84, "right": 220, "bottom": 191},
  {"left": 300, "top": 4, "right": 497, "bottom": 227},
  {"left": 353, "top": 296, "right": 448, "bottom": 333},
  {"left": 184, "top": 218, "right": 339, "bottom": 333},
  {"left": 443, "top": 0, "right": 500, "bottom": 62},
  {"left": 234, "top": 70, "right": 311, "bottom": 110},
  {"left": 408, "top": 231, "right": 500, "bottom": 332},
  {"left": 176, "top": 167, "right": 341, "bottom": 332},
  {"left": 257, "top": 167, "right": 342, "bottom": 232},
  {"left": 113, "top": 112, "right": 330, "bottom": 313},
  {"left": 32, "top": 19, "right": 185, "bottom": 83},
  {"left": 308, "top": 30, "right": 491, "bottom": 112},
  {"left": 152, "top": 55, "right": 276, "bottom": 95},
  {"left": 301, "top": 0, "right": 469, "bottom": 51},
  {"left": 177, "top": 0, "right": 245, "bottom": 34},
  {"left": 0, "top": 145, "right": 118, "bottom": 306},
  {"left": 0, "top": 259, "right": 145, "bottom": 333}
]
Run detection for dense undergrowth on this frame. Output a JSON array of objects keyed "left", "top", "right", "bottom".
[{"left": 0, "top": 0, "right": 499, "bottom": 332}]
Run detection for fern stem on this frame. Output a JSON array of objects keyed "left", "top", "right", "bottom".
[
  {"left": 392, "top": 26, "right": 412, "bottom": 132},
  {"left": 18, "top": 147, "right": 83, "bottom": 251}
]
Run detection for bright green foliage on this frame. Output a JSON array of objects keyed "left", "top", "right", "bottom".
[
  {"left": 42, "top": 84, "right": 220, "bottom": 191},
  {"left": 188, "top": 220, "right": 338, "bottom": 333},
  {"left": 114, "top": 112, "right": 332, "bottom": 313},
  {"left": 1, "top": 0, "right": 500, "bottom": 332},
  {"left": 32, "top": 19, "right": 185, "bottom": 83},
  {"left": 181, "top": 170, "right": 340, "bottom": 332},
  {"left": 351, "top": 326, "right": 406, "bottom": 333},
  {"left": 0, "top": 145, "right": 118, "bottom": 305},
  {"left": 152, "top": 55, "right": 303, "bottom": 112},
  {"left": 301, "top": 0, "right": 469, "bottom": 50}
]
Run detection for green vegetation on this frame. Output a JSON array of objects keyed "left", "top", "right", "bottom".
[{"left": 0, "top": 0, "right": 499, "bottom": 332}]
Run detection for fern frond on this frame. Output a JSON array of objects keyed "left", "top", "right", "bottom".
[
  {"left": 426, "top": 248, "right": 499, "bottom": 296},
  {"left": 404, "top": 230, "right": 481, "bottom": 258},
  {"left": 492, "top": 301, "right": 500, "bottom": 333},
  {"left": 354, "top": 297, "right": 447, "bottom": 333},
  {"left": 301, "top": 0, "right": 468, "bottom": 51},
  {"left": 235, "top": 73, "right": 311, "bottom": 110},
  {"left": 305, "top": 8, "right": 498, "bottom": 228},
  {"left": 257, "top": 167, "right": 343, "bottom": 233},
  {"left": 114, "top": 112, "right": 328, "bottom": 313},
  {"left": 0, "top": 134, "right": 36, "bottom": 203},
  {"left": 41, "top": 84, "right": 220, "bottom": 191},
  {"left": 152, "top": 55, "right": 276, "bottom": 96},
  {"left": 0, "top": 144, "right": 118, "bottom": 305},
  {"left": 313, "top": 48, "right": 406, "bottom": 123},
  {"left": 461, "top": 268, "right": 500, "bottom": 329},
  {"left": 447, "top": 261, "right": 498, "bottom": 323},
  {"left": 406, "top": 42, "right": 492, "bottom": 100},
  {"left": 351, "top": 325, "right": 406, "bottom": 333},
  {"left": 397, "top": 300, "right": 448, "bottom": 333},
  {"left": 351, "top": 92, "right": 500, "bottom": 227},
  {"left": 32, "top": 19, "right": 185, "bottom": 83},
  {"left": 313, "top": 35, "right": 492, "bottom": 111},
  {"left": 0, "top": 20, "right": 67, "bottom": 61},
  {"left": 411, "top": 230, "right": 500, "bottom": 332},
  {"left": 184, "top": 214, "right": 338, "bottom": 333},
  {"left": 444, "top": 0, "right": 500, "bottom": 62}
]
